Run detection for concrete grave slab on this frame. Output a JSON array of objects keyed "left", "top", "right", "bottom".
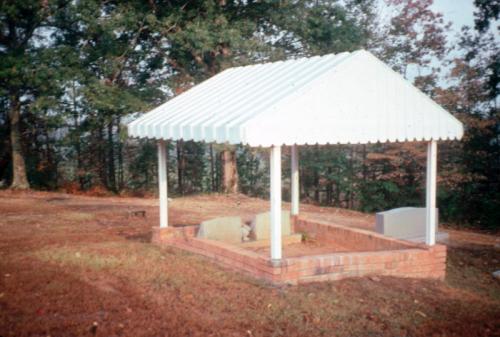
[
  {"left": 251, "top": 211, "right": 291, "bottom": 241},
  {"left": 197, "top": 216, "right": 242, "bottom": 243}
]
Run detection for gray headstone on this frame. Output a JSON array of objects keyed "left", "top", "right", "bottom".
[
  {"left": 375, "top": 207, "right": 438, "bottom": 240},
  {"left": 251, "top": 211, "right": 291, "bottom": 241},
  {"left": 406, "top": 231, "right": 449, "bottom": 244},
  {"left": 197, "top": 216, "right": 242, "bottom": 243}
]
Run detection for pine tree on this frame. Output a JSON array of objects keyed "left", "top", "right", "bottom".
[{"left": 0, "top": 1, "right": 68, "bottom": 189}]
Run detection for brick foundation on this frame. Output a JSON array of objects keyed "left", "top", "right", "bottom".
[{"left": 152, "top": 217, "right": 446, "bottom": 285}]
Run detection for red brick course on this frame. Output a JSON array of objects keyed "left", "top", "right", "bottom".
[{"left": 151, "top": 217, "right": 446, "bottom": 285}]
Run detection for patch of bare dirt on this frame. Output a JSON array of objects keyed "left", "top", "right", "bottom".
[{"left": 0, "top": 190, "right": 499, "bottom": 337}]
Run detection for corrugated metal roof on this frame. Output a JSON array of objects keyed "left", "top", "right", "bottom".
[{"left": 128, "top": 50, "right": 463, "bottom": 147}]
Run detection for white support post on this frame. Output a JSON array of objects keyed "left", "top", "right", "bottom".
[
  {"left": 425, "top": 140, "right": 437, "bottom": 245},
  {"left": 291, "top": 145, "right": 299, "bottom": 216},
  {"left": 270, "top": 145, "right": 282, "bottom": 261},
  {"left": 158, "top": 140, "right": 168, "bottom": 228}
]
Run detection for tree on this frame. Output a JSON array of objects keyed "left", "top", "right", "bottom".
[
  {"left": 435, "top": 14, "right": 499, "bottom": 228},
  {"left": 275, "top": 0, "right": 374, "bottom": 56},
  {"left": 59, "top": 0, "right": 165, "bottom": 192},
  {"left": 221, "top": 148, "right": 238, "bottom": 194},
  {"left": 0, "top": 1, "right": 66, "bottom": 189},
  {"left": 473, "top": 0, "right": 499, "bottom": 33},
  {"left": 371, "top": 0, "right": 450, "bottom": 81}
]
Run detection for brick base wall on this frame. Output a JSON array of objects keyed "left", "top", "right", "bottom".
[
  {"left": 293, "top": 217, "right": 419, "bottom": 251},
  {"left": 152, "top": 217, "right": 446, "bottom": 285}
]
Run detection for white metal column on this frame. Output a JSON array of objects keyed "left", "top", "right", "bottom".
[
  {"left": 270, "top": 145, "right": 282, "bottom": 261},
  {"left": 158, "top": 140, "right": 168, "bottom": 228},
  {"left": 291, "top": 145, "right": 299, "bottom": 216},
  {"left": 425, "top": 140, "right": 437, "bottom": 245}
]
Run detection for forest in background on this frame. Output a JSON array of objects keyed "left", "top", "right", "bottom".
[{"left": 0, "top": 0, "right": 498, "bottom": 229}]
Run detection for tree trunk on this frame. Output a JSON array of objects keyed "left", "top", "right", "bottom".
[
  {"left": 43, "top": 113, "right": 57, "bottom": 187},
  {"left": 116, "top": 117, "right": 124, "bottom": 191},
  {"left": 313, "top": 145, "right": 320, "bottom": 203},
  {"left": 71, "top": 81, "right": 84, "bottom": 190},
  {"left": 97, "top": 121, "right": 107, "bottom": 187},
  {"left": 8, "top": 95, "right": 29, "bottom": 189},
  {"left": 107, "top": 119, "right": 116, "bottom": 192},
  {"left": 336, "top": 165, "right": 342, "bottom": 207},
  {"left": 362, "top": 145, "right": 367, "bottom": 183},
  {"left": 221, "top": 148, "right": 238, "bottom": 193},
  {"left": 177, "top": 140, "right": 185, "bottom": 195},
  {"left": 210, "top": 144, "right": 216, "bottom": 192},
  {"left": 313, "top": 171, "right": 320, "bottom": 203},
  {"left": 326, "top": 167, "right": 333, "bottom": 205},
  {"left": 349, "top": 147, "right": 355, "bottom": 209}
]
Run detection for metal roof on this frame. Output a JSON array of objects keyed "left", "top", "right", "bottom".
[{"left": 128, "top": 50, "right": 463, "bottom": 147}]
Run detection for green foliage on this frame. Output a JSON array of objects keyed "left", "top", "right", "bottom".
[
  {"left": 177, "top": 141, "right": 207, "bottom": 194},
  {"left": 127, "top": 140, "right": 158, "bottom": 191},
  {"left": 281, "top": 1, "right": 369, "bottom": 54},
  {"left": 359, "top": 181, "right": 400, "bottom": 213},
  {"left": 237, "top": 146, "right": 268, "bottom": 197},
  {"left": 0, "top": 0, "right": 498, "bottom": 230},
  {"left": 473, "top": 0, "right": 499, "bottom": 33},
  {"left": 433, "top": 15, "right": 499, "bottom": 228}
]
